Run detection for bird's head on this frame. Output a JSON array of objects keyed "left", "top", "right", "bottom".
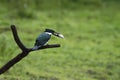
[{"left": 45, "top": 29, "right": 64, "bottom": 38}]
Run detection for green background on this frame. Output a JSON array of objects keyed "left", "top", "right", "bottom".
[{"left": 0, "top": 0, "right": 120, "bottom": 80}]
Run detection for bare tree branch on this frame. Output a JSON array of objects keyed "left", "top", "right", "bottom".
[
  {"left": 11, "top": 25, "right": 27, "bottom": 51},
  {"left": 0, "top": 25, "right": 60, "bottom": 75}
]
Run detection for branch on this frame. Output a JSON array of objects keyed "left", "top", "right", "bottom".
[
  {"left": 28, "top": 44, "right": 60, "bottom": 52},
  {"left": 0, "top": 25, "right": 60, "bottom": 75},
  {"left": 0, "top": 52, "right": 28, "bottom": 74},
  {"left": 11, "top": 25, "right": 27, "bottom": 51}
]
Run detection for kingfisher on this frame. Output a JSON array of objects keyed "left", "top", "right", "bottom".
[{"left": 32, "top": 29, "right": 64, "bottom": 50}]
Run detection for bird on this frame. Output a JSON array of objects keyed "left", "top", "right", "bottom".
[{"left": 32, "top": 29, "right": 64, "bottom": 50}]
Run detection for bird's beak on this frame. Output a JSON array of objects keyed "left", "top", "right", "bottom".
[{"left": 53, "top": 32, "right": 64, "bottom": 38}]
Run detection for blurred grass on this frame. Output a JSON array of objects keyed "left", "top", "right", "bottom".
[{"left": 0, "top": 0, "right": 120, "bottom": 80}]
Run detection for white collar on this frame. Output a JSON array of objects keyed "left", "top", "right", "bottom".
[{"left": 45, "top": 32, "right": 52, "bottom": 35}]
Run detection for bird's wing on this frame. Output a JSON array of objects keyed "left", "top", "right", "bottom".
[{"left": 35, "top": 32, "right": 51, "bottom": 46}]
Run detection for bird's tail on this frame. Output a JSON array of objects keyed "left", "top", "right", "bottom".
[{"left": 32, "top": 46, "right": 40, "bottom": 50}]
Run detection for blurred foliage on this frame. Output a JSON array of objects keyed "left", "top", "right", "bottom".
[
  {"left": 0, "top": 0, "right": 120, "bottom": 80},
  {"left": 0, "top": 34, "right": 7, "bottom": 56},
  {"left": 0, "top": 0, "right": 120, "bottom": 18}
]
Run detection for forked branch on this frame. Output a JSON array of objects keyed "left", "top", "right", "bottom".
[{"left": 0, "top": 25, "right": 60, "bottom": 75}]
